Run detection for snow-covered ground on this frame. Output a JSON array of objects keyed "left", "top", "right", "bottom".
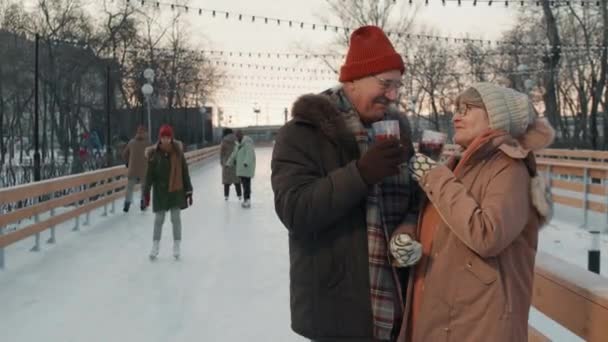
[{"left": 0, "top": 147, "right": 605, "bottom": 341}]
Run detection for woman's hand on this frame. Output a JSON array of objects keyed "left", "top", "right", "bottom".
[
  {"left": 389, "top": 234, "right": 422, "bottom": 267},
  {"left": 408, "top": 153, "right": 437, "bottom": 182}
]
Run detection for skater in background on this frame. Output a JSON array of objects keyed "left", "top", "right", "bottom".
[
  {"left": 226, "top": 130, "right": 256, "bottom": 208},
  {"left": 122, "top": 125, "right": 150, "bottom": 212},
  {"left": 220, "top": 128, "right": 242, "bottom": 201},
  {"left": 143, "top": 124, "right": 193, "bottom": 260}
]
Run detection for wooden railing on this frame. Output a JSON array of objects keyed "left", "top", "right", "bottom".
[
  {"left": 529, "top": 252, "right": 608, "bottom": 341},
  {"left": 0, "top": 145, "right": 220, "bottom": 269}
]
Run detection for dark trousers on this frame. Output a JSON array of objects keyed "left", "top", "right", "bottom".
[
  {"left": 240, "top": 177, "right": 251, "bottom": 200},
  {"left": 224, "top": 183, "right": 242, "bottom": 197}
]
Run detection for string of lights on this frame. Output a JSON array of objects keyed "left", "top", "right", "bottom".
[{"left": 123, "top": 0, "right": 608, "bottom": 49}]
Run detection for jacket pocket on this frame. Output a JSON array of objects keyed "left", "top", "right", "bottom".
[{"left": 453, "top": 255, "right": 499, "bottom": 310}]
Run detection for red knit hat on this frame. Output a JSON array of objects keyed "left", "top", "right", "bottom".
[
  {"left": 339, "top": 26, "right": 405, "bottom": 82},
  {"left": 159, "top": 124, "right": 173, "bottom": 138}
]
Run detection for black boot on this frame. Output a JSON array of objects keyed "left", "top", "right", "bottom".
[{"left": 123, "top": 202, "right": 131, "bottom": 213}]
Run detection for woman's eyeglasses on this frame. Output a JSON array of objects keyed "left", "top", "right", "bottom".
[{"left": 455, "top": 104, "right": 482, "bottom": 117}]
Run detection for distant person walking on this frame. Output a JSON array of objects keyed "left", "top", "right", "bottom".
[
  {"left": 227, "top": 130, "right": 256, "bottom": 208},
  {"left": 122, "top": 126, "right": 150, "bottom": 212},
  {"left": 220, "top": 128, "right": 242, "bottom": 201}
]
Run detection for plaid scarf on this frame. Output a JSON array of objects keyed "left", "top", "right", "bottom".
[{"left": 328, "top": 88, "right": 409, "bottom": 340}]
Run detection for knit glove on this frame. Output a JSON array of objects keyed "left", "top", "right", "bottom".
[
  {"left": 357, "top": 139, "right": 407, "bottom": 185},
  {"left": 408, "top": 153, "right": 437, "bottom": 183},
  {"left": 389, "top": 234, "right": 422, "bottom": 267},
  {"left": 186, "top": 192, "right": 193, "bottom": 206}
]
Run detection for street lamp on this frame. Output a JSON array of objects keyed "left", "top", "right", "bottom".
[
  {"left": 142, "top": 69, "right": 155, "bottom": 142},
  {"left": 143, "top": 68, "right": 155, "bottom": 83},
  {"left": 517, "top": 64, "right": 529, "bottom": 73},
  {"left": 524, "top": 79, "right": 536, "bottom": 93},
  {"left": 407, "top": 95, "right": 417, "bottom": 114},
  {"left": 517, "top": 64, "right": 534, "bottom": 94},
  {"left": 253, "top": 102, "right": 261, "bottom": 126}
]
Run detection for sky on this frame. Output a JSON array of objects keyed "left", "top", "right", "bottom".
[
  {"left": 22, "top": 0, "right": 520, "bottom": 126},
  {"left": 178, "top": 0, "right": 519, "bottom": 126}
]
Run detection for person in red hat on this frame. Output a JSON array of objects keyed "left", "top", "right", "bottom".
[
  {"left": 143, "top": 124, "right": 193, "bottom": 260},
  {"left": 271, "top": 26, "right": 422, "bottom": 341}
]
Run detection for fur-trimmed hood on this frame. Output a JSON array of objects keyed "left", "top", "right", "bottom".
[
  {"left": 290, "top": 92, "right": 414, "bottom": 158},
  {"left": 145, "top": 139, "right": 184, "bottom": 159},
  {"left": 291, "top": 93, "right": 351, "bottom": 143}
]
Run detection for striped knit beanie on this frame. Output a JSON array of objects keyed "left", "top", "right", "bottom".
[{"left": 470, "top": 82, "right": 534, "bottom": 138}]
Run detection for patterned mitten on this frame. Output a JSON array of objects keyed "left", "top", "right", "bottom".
[
  {"left": 408, "top": 153, "right": 437, "bottom": 182},
  {"left": 389, "top": 234, "right": 422, "bottom": 267}
]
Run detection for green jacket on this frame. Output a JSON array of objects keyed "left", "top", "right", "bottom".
[
  {"left": 144, "top": 141, "right": 193, "bottom": 212},
  {"left": 226, "top": 136, "right": 256, "bottom": 178}
]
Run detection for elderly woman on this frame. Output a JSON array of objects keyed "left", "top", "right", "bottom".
[{"left": 392, "top": 83, "right": 554, "bottom": 342}]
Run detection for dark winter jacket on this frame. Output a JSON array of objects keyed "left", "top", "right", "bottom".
[
  {"left": 144, "top": 140, "right": 193, "bottom": 212},
  {"left": 220, "top": 133, "right": 240, "bottom": 184},
  {"left": 271, "top": 90, "right": 419, "bottom": 340},
  {"left": 122, "top": 135, "right": 150, "bottom": 179}
]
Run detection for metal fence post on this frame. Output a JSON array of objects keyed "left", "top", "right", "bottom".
[
  {"left": 102, "top": 179, "right": 109, "bottom": 217},
  {"left": 48, "top": 191, "right": 56, "bottom": 244},
  {"left": 604, "top": 171, "right": 608, "bottom": 228},
  {"left": 0, "top": 225, "right": 5, "bottom": 269},
  {"left": 110, "top": 177, "right": 116, "bottom": 214},
  {"left": 73, "top": 187, "right": 80, "bottom": 231},
  {"left": 588, "top": 230, "right": 601, "bottom": 274},
  {"left": 545, "top": 165, "right": 553, "bottom": 188},
  {"left": 31, "top": 214, "right": 40, "bottom": 252},
  {"left": 581, "top": 167, "right": 589, "bottom": 229},
  {"left": 83, "top": 184, "right": 90, "bottom": 226}
]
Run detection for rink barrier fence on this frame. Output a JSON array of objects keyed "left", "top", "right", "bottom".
[{"left": 0, "top": 145, "right": 219, "bottom": 268}]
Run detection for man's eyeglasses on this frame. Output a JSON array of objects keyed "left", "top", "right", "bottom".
[
  {"left": 455, "top": 103, "right": 482, "bottom": 117},
  {"left": 372, "top": 75, "right": 404, "bottom": 91}
]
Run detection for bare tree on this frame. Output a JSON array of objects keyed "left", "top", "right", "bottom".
[
  {"left": 409, "top": 36, "right": 455, "bottom": 132},
  {"left": 540, "top": 2, "right": 562, "bottom": 137}
]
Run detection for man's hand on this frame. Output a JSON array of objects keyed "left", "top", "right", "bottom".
[{"left": 357, "top": 138, "right": 407, "bottom": 184}]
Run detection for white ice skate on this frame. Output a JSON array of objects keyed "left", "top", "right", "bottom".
[
  {"left": 149, "top": 241, "right": 160, "bottom": 260},
  {"left": 173, "top": 240, "right": 181, "bottom": 260}
]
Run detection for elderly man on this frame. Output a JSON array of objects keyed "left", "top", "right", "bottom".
[{"left": 271, "top": 26, "right": 422, "bottom": 341}]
